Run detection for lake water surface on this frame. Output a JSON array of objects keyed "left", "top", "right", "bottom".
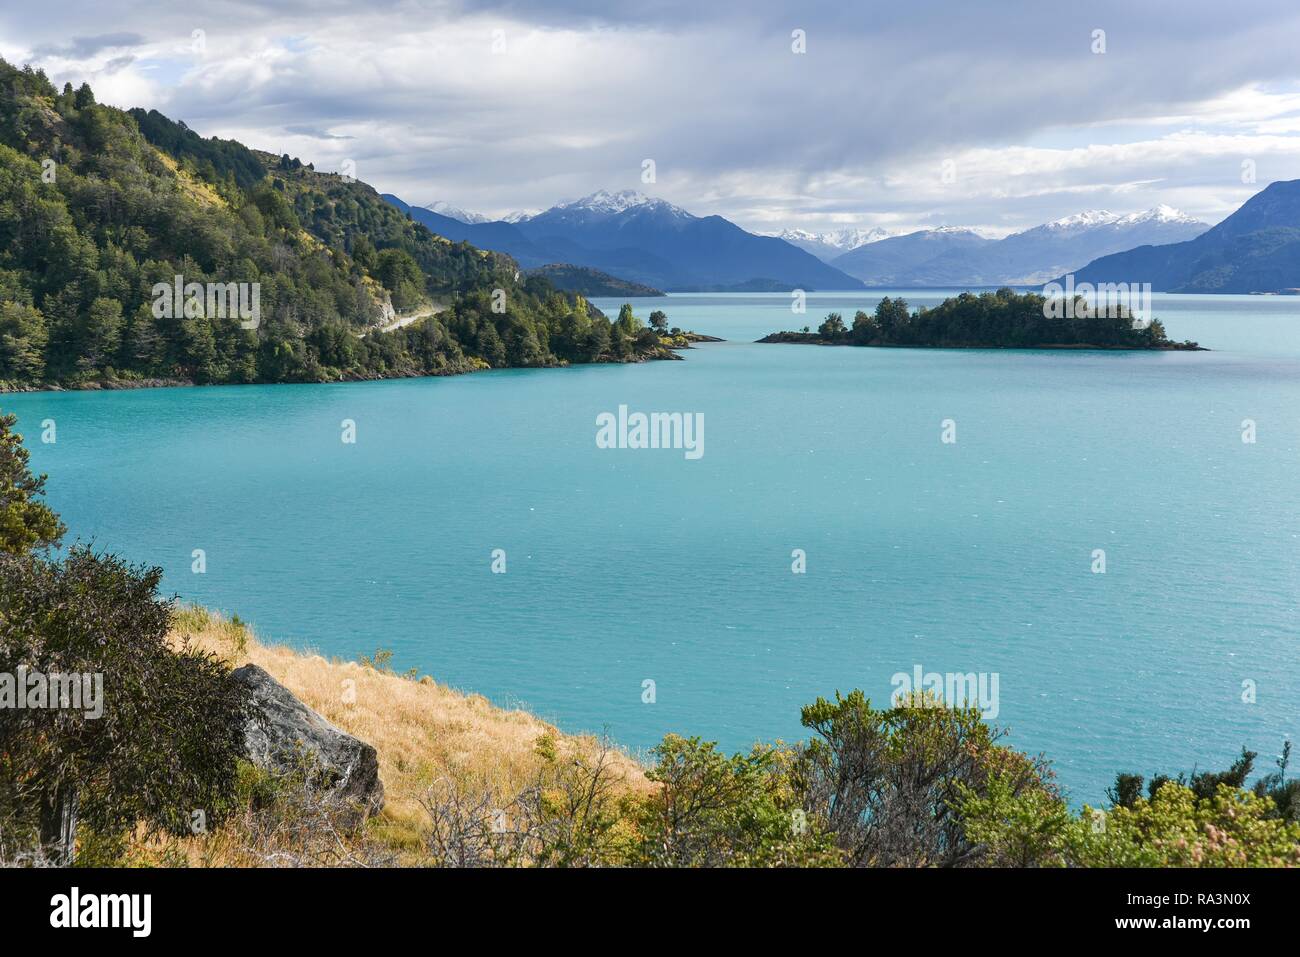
[{"left": 5, "top": 291, "right": 1298, "bottom": 805}]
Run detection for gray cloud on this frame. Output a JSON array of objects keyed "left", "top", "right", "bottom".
[
  {"left": 31, "top": 31, "right": 144, "bottom": 59},
  {"left": 100, "top": 54, "right": 136, "bottom": 74},
  {"left": 4, "top": 1, "right": 1300, "bottom": 232},
  {"left": 282, "top": 124, "right": 354, "bottom": 140}
]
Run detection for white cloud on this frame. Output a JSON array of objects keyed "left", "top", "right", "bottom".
[{"left": 5, "top": 1, "right": 1300, "bottom": 233}]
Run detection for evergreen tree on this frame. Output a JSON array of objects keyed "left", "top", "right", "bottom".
[{"left": 0, "top": 411, "right": 64, "bottom": 556}]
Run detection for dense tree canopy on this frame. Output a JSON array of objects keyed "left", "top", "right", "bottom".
[{"left": 762, "top": 288, "right": 1200, "bottom": 350}]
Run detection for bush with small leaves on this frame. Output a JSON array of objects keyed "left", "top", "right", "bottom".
[
  {"left": 1069, "top": 783, "right": 1300, "bottom": 867},
  {"left": 0, "top": 548, "right": 254, "bottom": 863},
  {"left": 635, "top": 734, "right": 841, "bottom": 867}
]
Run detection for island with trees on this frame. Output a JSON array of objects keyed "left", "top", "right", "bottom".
[{"left": 758, "top": 288, "right": 1204, "bottom": 350}]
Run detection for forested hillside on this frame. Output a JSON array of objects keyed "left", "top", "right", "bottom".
[{"left": 0, "top": 59, "right": 662, "bottom": 389}]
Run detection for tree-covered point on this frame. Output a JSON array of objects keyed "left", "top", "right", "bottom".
[
  {"left": 758, "top": 288, "right": 1203, "bottom": 350},
  {"left": 0, "top": 58, "right": 678, "bottom": 390}
]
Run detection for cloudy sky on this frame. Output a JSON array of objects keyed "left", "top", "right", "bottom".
[{"left": 4, "top": 0, "right": 1300, "bottom": 236}]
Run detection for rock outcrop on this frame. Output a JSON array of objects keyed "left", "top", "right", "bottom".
[{"left": 231, "top": 664, "right": 384, "bottom": 822}]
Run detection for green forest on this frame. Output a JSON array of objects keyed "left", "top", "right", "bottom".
[
  {"left": 0, "top": 59, "right": 667, "bottom": 390},
  {"left": 760, "top": 288, "right": 1203, "bottom": 350}
]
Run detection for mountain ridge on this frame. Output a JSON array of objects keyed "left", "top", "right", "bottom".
[
  {"left": 831, "top": 209, "right": 1208, "bottom": 286},
  {"left": 385, "top": 189, "right": 864, "bottom": 291},
  {"left": 1065, "top": 182, "right": 1300, "bottom": 293},
  {"left": 773, "top": 226, "right": 894, "bottom": 262}
]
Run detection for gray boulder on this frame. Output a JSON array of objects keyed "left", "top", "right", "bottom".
[{"left": 232, "top": 664, "right": 384, "bottom": 821}]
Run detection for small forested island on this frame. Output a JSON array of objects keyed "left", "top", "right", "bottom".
[
  {"left": 758, "top": 288, "right": 1204, "bottom": 350},
  {"left": 0, "top": 60, "right": 711, "bottom": 392}
]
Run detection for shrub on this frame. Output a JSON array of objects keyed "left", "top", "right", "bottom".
[
  {"left": 0, "top": 548, "right": 254, "bottom": 863},
  {"left": 635, "top": 735, "right": 840, "bottom": 867},
  {"left": 1070, "top": 783, "right": 1300, "bottom": 867},
  {"left": 791, "top": 689, "right": 1056, "bottom": 867},
  {"left": 421, "top": 735, "right": 641, "bottom": 868}
]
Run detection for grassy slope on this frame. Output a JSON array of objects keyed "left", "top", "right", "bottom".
[{"left": 168, "top": 607, "right": 649, "bottom": 862}]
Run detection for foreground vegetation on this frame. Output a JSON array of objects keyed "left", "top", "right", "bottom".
[
  {"left": 1, "top": 413, "right": 1294, "bottom": 867},
  {"left": 0, "top": 59, "right": 689, "bottom": 391},
  {"left": 758, "top": 288, "right": 1203, "bottom": 350}
]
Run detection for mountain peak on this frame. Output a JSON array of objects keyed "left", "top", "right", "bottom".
[
  {"left": 1069, "top": 180, "right": 1300, "bottom": 293},
  {"left": 422, "top": 200, "right": 490, "bottom": 224},
  {"left": 555, "top": 189, "right": 688, "bottom": 218},
  {"left": 775, "top": 226, "right": 892, "bottom": 250},
  {"left": 1046, "top": 210, "right": 1118, "bottom": 229},
  {"left": 1045, "top": 206, "right": 1203, "bottom": 230},
  {"left": 909, "top": 225, "right": 993, "bottom": 240},
  {"left": 1116, "top": 204, "right": 1202, "bottom": 226}
]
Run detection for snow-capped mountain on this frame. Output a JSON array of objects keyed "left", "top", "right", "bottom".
[
  {"left": 536, "top": 189, "right": 693, "bottom": 223},
  {"left": 963, "top": 206, "right": 1211, "bottom": 284},
  {"left": 1043, "top": 205, "right": 1204, "bottom": 232},
  {"left": 774, "top": 226, "right": 893, "bottom": 262},
  {"left": 1069, "top": 183, "right": 1300, "bottom": 293},
  {"left": 512, "top": 190, "right": 860, "bottom": 289},
  {"left": 422, "top": 201, "right": 492, "bottom": 224},
  {"left": 831, "top": 227, "right": 994, "bottom": 284},
  {"left": 390, "top": 189, "right": 1211, "bottom": 291},
  {"left": 386, "top": 190, "right": 863, "bottom": 290},
  {"left": 832, "top": 208, "right": 1209, "bottom": 286}
]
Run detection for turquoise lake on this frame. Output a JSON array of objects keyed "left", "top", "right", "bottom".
[{"left": 4, "top": 291, "right": 1298, "bottom": 805}]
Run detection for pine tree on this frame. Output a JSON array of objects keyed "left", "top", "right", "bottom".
[{"left": 0, "top": 411, "right": 64, "bottom": 556}]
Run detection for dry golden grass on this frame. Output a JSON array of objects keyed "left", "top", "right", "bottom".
[
  {"left": 168, "top": 606, "right": 650, "bottom": 858},
  {"left": 153, "top": 150, "right": 227, "bottom": 208}
]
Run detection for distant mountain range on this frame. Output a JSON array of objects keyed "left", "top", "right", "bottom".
[
  {"left": 832, "top": 227, "right": 994, "bottom": 286},
  {"left": 830, "top": 208, "right": 1208, "bottom": 286},
  {"left": 389, "top": 189, "right": 1300, "bottom": 294},
  {"left": 1067, "top": 182, "right": 1300, "bottom": 293},
  {"left": 384, "top": 190, "right": 864, "bottom": 291},
  {"left": 422, "top": 200, "right": 493, "bottom": 224},
  {"left": 771, "top": 226, "right": 894, "bottom": 262}
]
